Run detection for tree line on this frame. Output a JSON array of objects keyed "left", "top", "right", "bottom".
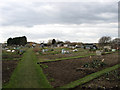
[
  {"left": 50, "top": 37, "right": 120, "bottom": 49},
  {"left": 7, "top": 36, "right": 27, "bottom": 46},
  {"left": 98, "top": 36, "right": 120, "bottom": 49}
]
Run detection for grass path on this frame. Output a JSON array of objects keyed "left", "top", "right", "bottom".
[{"left": 4, "top": 49, "right": 52, "bottom": 88}]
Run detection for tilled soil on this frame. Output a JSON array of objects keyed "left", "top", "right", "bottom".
[
  {"left": 75, "top": 69, "right": 120, "bottom": 89},
  {"left": 41, "top": 52, "right": 119, "bottom": 87},
  {"left": 2, "top": 60, "right": 19, "bottom": 84}
]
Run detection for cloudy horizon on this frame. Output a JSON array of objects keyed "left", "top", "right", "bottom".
[{"left": 0, "top": 0, "right": 119, "bottom": 43}]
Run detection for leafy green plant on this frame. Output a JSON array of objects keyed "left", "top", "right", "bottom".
[
  {"left": 38, "top": 51, "right": 43, "bottom": 55},
  {"left": 83, "top": 63, "right": 89, "bottom": 68},
  {"left": 83, "top": 60, "right": 106, "bottom": 68}
]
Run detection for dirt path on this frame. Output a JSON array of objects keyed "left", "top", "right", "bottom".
[{"left": 4, "top": 49, "right": 52, "bottom": 88}]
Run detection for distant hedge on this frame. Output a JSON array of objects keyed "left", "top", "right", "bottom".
[{"left": 7, "top": 36, "right": 27, "bottom": 46}]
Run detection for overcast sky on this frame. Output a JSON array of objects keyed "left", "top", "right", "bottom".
[{"left": 0, "top": 0, "right": 119, "bottom": 43}]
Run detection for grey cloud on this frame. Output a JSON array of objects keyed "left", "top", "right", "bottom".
[
  {"left": 0, "top": 2, "right": 118, "bottom": 27},
  {"left": 0, "top": 1, "right": 118, "bottom": 43}
]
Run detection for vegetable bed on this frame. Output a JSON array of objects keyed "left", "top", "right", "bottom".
[{"left": 40, "top": 52, "right": 119, "bottom": 88}]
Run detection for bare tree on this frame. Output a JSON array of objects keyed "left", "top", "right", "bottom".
[
  {"left": 47, "top": 39, "right": 52, "bottom": 46},
  {"left": 98, "top": 36, "right": 111, "bottom": 47},
  {"left": 65, "top": 41, "right": 71, "bottom": 44},
  {"left": 111, "top": 38, "right": 120, "bottom": 49}
]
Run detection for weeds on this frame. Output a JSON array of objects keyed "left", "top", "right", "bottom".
[
  {"left": 40, "top": 64, "right": 48, "bottom": 69},
  {"left": 83, "top": 60, "right": 106, "bottom": 68},
  {"left": 49, "top": 78, "right": 55, "bottom": 82}
]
